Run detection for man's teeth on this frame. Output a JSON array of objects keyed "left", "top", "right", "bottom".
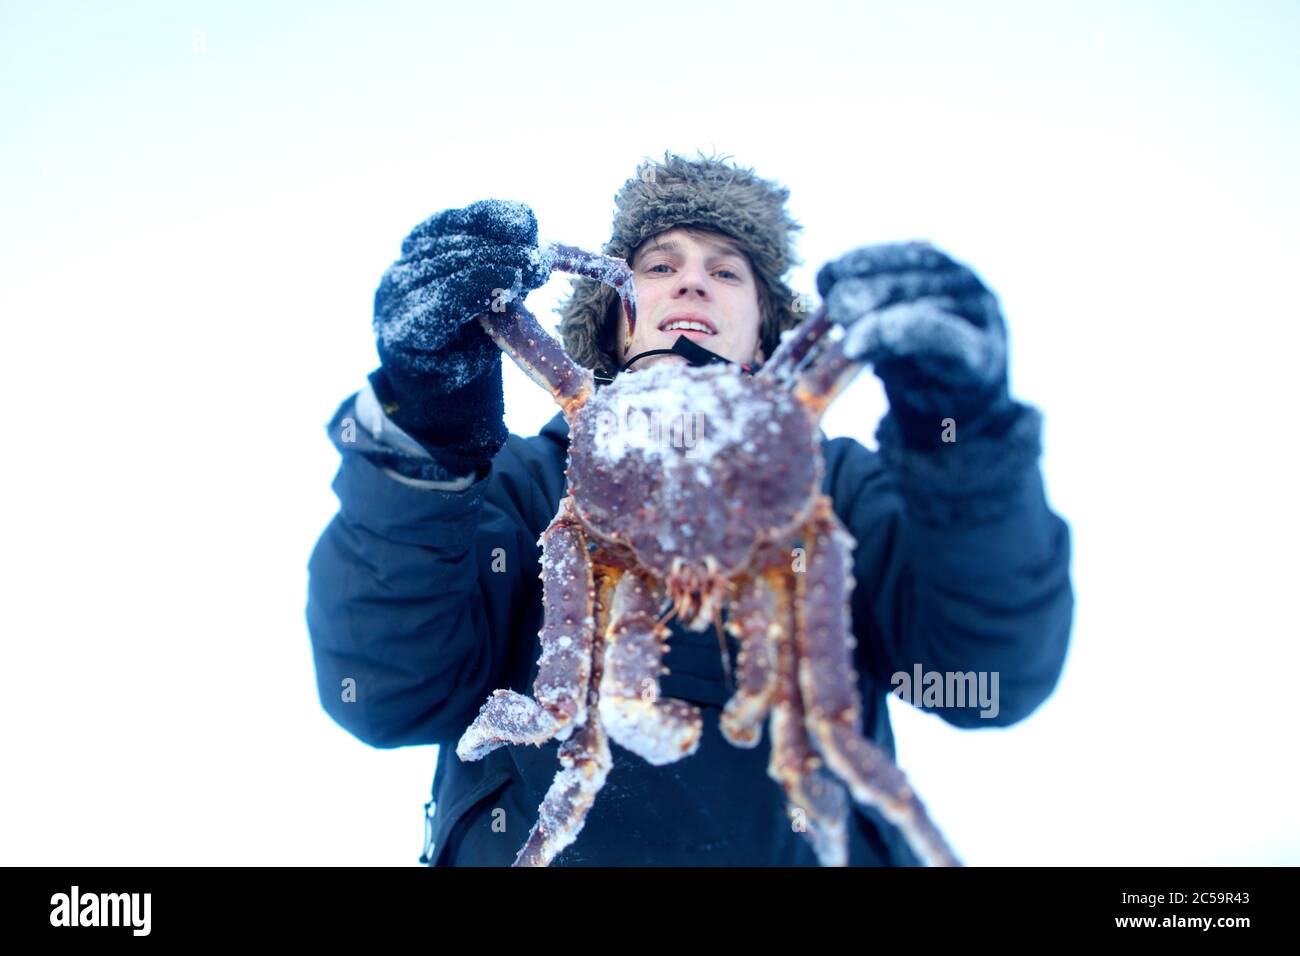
[{"left": 663, "top": 320, "right": 714, "bottom": 333}]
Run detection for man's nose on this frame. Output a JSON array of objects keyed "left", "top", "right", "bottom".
[{"left": 675, "top": 261, "right": 711, "bottom": 298}]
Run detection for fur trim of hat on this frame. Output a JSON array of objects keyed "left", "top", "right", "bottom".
[{"left": 556, "top": 149, "right": 805, "bottom": 377}]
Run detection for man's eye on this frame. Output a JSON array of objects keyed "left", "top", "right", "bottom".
[{"left": 646, "top": 264, "right": 740, "bottom": 279}]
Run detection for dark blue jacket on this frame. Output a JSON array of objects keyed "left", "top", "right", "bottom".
[{"left": 306, "top": 382, "right": 1073, "bottom": 866}]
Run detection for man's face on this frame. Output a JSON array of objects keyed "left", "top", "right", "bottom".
[{"left": 615, "top": 227, "right": 764, "bottom": 372}]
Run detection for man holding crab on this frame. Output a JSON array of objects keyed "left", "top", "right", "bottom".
[{"left": 306, "top": 150, "right": 1074, "bottom": 866}]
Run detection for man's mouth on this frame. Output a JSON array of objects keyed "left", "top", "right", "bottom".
[{"left": 659, "top": 315, "right": 717, "bottom": 336}]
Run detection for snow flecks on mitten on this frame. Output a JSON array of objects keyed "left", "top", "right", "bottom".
[
  {"left": 815, "top": 241, "right": 1007, "bottom": 390},
  {"left": 374, "top": 199, "right": 553, "bottom": 359},
  {"left": 837, "top": 292, "right": 1006, "bottom": 389}
]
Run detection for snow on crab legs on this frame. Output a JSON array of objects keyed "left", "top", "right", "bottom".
[{"left": 456, "top": 243, "right": 961, "bottom": 867}]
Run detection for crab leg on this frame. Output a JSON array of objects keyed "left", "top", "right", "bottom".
[
  {"left": 456, "top": 497, "right": 594, "bottom": 761},
  {"left": 719, "top": 569, "right": 781, "bottom": 748},
  {"left": 514, "top": 566, "right": 620, "bottom": 867},
  {"left": 764, "top": 566, "right": 851, "bottom": 866},
  {"left": 790, "top": 332, "right": 869, "bottom": 421},
  {"left": 598, "top": 572, "right": 703, "bottom": 765},
  {"left": 795, "top": 497, "right": 962, "bottom": 867},
  {"left": 479, "top": 301, "right": 592, "bottom": 417},
  {"left": 758, "top": 303, "right": 833, "bottom": 383},
  {"left": 543, "top": 243, "right": 637, "bottom": 325},
  {"left": 759, "top": 300, "right": 872, "bottom": 422},
  {"left": 477, "top": 244, "right": 635, "bottom": 417}
]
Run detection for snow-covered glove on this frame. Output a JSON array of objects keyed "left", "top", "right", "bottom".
[
  {"left": 370, "top": 199, "right": 552, "bottom": 476},
  {"left": 815, "top": 241, "right": 1018, "bottom": 450}
]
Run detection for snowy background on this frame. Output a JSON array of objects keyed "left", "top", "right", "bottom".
[{"left": 2, "top": 0, "right": 1296, "bottom": 865}]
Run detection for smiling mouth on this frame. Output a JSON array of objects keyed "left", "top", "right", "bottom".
[{"left": 659, "top": 317, "right": 717, "bottom": 335}]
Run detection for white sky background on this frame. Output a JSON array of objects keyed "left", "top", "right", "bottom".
[{"left": 1, "top": 0, "right": 1296, "bottom": 866}]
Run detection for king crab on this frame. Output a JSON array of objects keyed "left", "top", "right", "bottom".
[{"left": 454, "top": 244, "right": 961, "bottom": 867}]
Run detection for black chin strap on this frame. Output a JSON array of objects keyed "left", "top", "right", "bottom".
[{"left": 618, "top": 334, "right": 758, "bottom": 375}]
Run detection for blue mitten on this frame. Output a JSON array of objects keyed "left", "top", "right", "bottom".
[
  {"left": 816, "top": 241, "right": 1018, "bottom": 449},
  {"left": 816, "top": 242, "right": 1042, "bottom": 525},
  {"left": 371, "top": 199, "right": 552, "bottom": 476}
]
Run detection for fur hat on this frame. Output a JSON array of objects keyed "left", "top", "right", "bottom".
[{"left": 556, "top": 149, "right": 805, "bottom": 377}]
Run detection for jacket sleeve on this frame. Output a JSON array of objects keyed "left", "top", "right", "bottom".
[
  {"left": 305, "top": 385, "right": 534, "bottom": 748},
  {"left": 833, "top": 402, "right": 1074, "bottom": 728}
]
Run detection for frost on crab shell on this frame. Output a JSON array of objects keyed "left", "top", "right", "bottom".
[
  {"left": 590, "top": 363, "right": 784, "bottom": 466},
  {"left": 528, "top": 753, "right": 610, "bottom": 860},
  {"left": 598, "top": 698, "right": 701, "bottom": 767},
  {"left": 456, "top": 689, "right": 565, "bottom": 759},
  {"left": 538, "top": 535, "right": 587, "bottom": 581}
]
